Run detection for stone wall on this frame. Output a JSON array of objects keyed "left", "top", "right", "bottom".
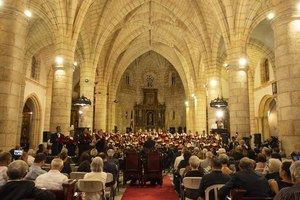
[{"left": 116, "top": 51, "right": 186, "bottom": 132}]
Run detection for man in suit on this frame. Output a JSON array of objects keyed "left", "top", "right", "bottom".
[
  {"left": 144, "top": 135, "right": 156, "bottom": 150},
  {"left": 219, "top": 157, "right": 271, "bottom": 200},
  {"left": 199, "top": 157, "right": 231, "bottom": 199},
  {"left": 99, "top": 152, "right": 118, "bottom": 185}
]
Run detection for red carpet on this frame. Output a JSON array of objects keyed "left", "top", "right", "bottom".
[{"left": 121, "top": 176, "right": 178, "bottom": 200}]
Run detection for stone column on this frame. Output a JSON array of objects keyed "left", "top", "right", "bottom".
[
  {"left": 193, "top": 89, "right": 207, "bottom": 133},
  {"left": 227, "top": 44, "right": 250, "bottom": 136},
  {"left": 94, "top": 83, "right": 107, "bottom": 131},
  {"left": 50, "top": 51, "right": 74, "bottom": 133},
  {"left": 107, "top": 87, "right": 117, "bottom": 132},
  {"left": 272, "top": 1, "right": 300, "bottom": 153},
  {"left": 185, "top": 99, "right": 195, "bottom": 133},
  {"left": 0, "top": 1, "right": 27, "bottom": 150},
  {"left": 79, "top": 60, "right": 95, "bottom": 129}
]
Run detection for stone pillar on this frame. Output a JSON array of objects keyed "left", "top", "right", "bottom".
[
  {"left": 79, "top": 60, "right": 95, "bottom": 129},
  {"left": 272, "top": 1, "right": 300, "bottom": 153},
  {"left": 107, "top": 88, "right": 117, "bottom": 132},
  {"left": 227, "top": 45, "right": 250, "bottom": 136},
  {"left": 185, "top": 99, "right": 195, "bottom": 133},
  {"left": 94, "top": 83, "right": 107, "bottom": 131},
  {"left": 50, "top": 51, "right": 74, "bottom": 133},
  {"left": 193, "top": 89, "right": 207, "bottom": 133},
  {"left": 0, "top": 1, "right": 27, "bottom": 150}
]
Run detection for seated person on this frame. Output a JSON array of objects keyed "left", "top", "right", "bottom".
[
  {"left": 0, "top": 160, "right": 40, "bottom": 200},
  {"left": 274, "top": 161, "right": 300, "bottom": 200},
  {"left": 269, "top": 161, "right": 293, "bottom": 195},
  {"left": 0, "top": 152, "right": 12, "bottom": 187},
  {"left": 200, "top": 151, "right": 214, "bottom": 172},
  {"left": 77, "top": 152, "right": 91, "bottom": 172},
  {"left": 99, "top": 153, "right": 118, "bottom": 184},
  {"left": 219, "top": 154, "right": 233, "bottom": 175},
  {"left": 265, "top": 158, "right": 282, "bottom": 180},
  {"left": 199, "top": 157, "right": 231, "bottom": 199},
  {"left": 27, "top": 149, "right": 35, "bottom": 166},
  {"left": 59, "top": 150, "right": 72, "bottom": 175},
  {"left": 83, "top": 157, "right": 107, "bottom": 200},
  {"left": 35, "top": 158, "right": 68, "bottom": 190},
  {"left": 24, "top": 153, "right": 47, "bottom": 180},
  {"left": 107, "top": 149, "right": 119, "bottom": 167},
  {"left": 255, "top": 153, "right": 267, "bottom": 173},
  {"left": 183, "top": 155, "right": 203, "bottom": 200},
  {"left": 219, "top": 157, "right": 271, "bottom": 200},
  {"left": 177, "top": 150, "right": 192, "bottom": 172}
]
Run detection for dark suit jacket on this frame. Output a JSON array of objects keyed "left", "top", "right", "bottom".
[
  {"left": 199, "top": 170, "right": 231, "bottom": 198},
  {"left": 0, "top": 180, "right": 40, "bottom": 200},
  {"left": 104, "top": 161, "right": 118, "bottom": 183},
  {"left": 219, "top": 169, "right": 271, "bottom": 200},
  {"left": 144, "top": 139, "right": 155, "bottom": 149}
]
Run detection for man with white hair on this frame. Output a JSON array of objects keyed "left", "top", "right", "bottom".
[
  {"left": 274, "top": 161, "right": 300, "bottom": 200},
  {"left": 35, "top": 158, "right": 68, "bottom": 190}
]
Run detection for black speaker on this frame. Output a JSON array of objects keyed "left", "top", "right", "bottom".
[
  {"left": 43, "top": 131, "right": 52, "bottom": 143},
  {"left": 254, "top": 133, "right": 262, "bottom": 146},
  {"left": 220, "top": 132, "right": 229, "bottom": 145},
  {"left": 178, "top": 127, "right": 183, "bottom": 134}
]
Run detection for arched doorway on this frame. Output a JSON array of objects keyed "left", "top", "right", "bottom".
[
  {"left": 258, "top": 95, "right": 278, "bottom": 140},
  {"left": 21, "top": 95, "right": 41, "bottom": 150}
]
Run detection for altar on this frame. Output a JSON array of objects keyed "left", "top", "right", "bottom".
[{"left": 134, "top": 88, "right": 165, "bottom": 131}]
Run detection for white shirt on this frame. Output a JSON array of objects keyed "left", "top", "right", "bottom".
[
  {"left": 174, "top": 155, "right": 184, "bottom": 170},
  {"left": 35, "top": 170, "right": 68, "bottom": 190}
]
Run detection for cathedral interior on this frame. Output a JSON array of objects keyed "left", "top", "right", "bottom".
[{"left": 0, "top": 0, "right": 299, "bottom": 155}]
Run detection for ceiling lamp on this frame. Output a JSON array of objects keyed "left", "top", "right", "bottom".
[
  {"left": 210, "top": 96, "right": 228, "bottom": 108},
  {"left": 24, "top": 10, "right": 32, "bottom": 18},
  {"left": 73, "top": 95, "right": 91, "bottom": 106}
]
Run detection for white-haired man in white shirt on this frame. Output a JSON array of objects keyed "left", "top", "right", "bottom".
[{"left": 35, "top": 158, "right": 68, "bottom": 190}]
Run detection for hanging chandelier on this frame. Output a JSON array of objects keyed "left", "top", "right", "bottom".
[
  {"left": 73, "top": 95, "right": 91, "bottom": 106},
  {"left": 210, "top": 96, "right": 228, "bottom": 108}
]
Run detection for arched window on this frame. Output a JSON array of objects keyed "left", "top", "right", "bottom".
[
  {"left": 31, "top": 56, "right": 40, "bottom": 80},
  {"left": 261, "top": 58, "right": 270, "bottom": 84}
]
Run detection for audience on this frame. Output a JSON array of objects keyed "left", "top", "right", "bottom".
[
  {"left": 269, "top": 161, "right": 293, "bottom": 195},
  {"left": 174, "top": 148, "right": 184, "bottom": 170},
  {"left": 177, "top": 150, "right": 192, "bottom": 170},
  {"left": 107, "top": 149, "right": 119, "bottom": 166},
  {"left": 200, "top": 151, "right": 213, "bottom": 171},
  {"left": 35, "top": 158, "right": 68, "bottom": 190},
  {"left": 99, "top": 152, "right": 118, "bottom": 184},
  {"left": 24, "top": 153, "right": 47, "bottom": 181},
  {"left": 255, "top": 153, "right": 267, "bottom": 173},
  {"left": 77, "top": 152, "right": 91, "bottom": 172},
  {"left": 219, "top": 154, "right": 233, "bottom": 175},
  {"left": 183, "top": 155, "right": 203, "bottom": 200},
  {"left": 274, "top": 161, "right": 300, "bottom": 200},
  {"left": 0, "top": 160, "right": 40, "bottom": 200},
  {"left": 0, "top": 152, "right": 12, "bottom": 187},
  {"left": 265, "top": 158, "right": 282, "bottom": 180},
  {"left": 83, "top": 157, "right": 107, "bottom": 200},
  {"left": 59, "top": 150, "right": 72, "bottom": 175},
  {"left": 27, "top": 149, "right": 35, "bottom": 166},
  {"left": 199, "top": 157, "right": 231, "bottom": 199},
  {"left": 219, "top": 157, "right": 271, "bottom": 200}
]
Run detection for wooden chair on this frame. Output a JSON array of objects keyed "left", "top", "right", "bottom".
[
  {"left": 70, "top": 172, "right": 87, "bottom": 180},
  {"left": 204, "top": 184, "right": 224, "bottom": 200},
  {"left": 180, "top": 177, "right": 201, "bottom": 200},
  {"left": 143, "top": 150, "right": 163, "bottom": 185},
  {"left": 105, "top": 173, "right": 117, "bottom": 200},
  {"left": 123, "top": 151, "right": 142, "bottom": 185},
  {"left": 77, "top": 180, "right": 105, "bottom": 200}
]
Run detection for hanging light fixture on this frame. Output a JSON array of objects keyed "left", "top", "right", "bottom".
[
  {"left": 210, "top": 96, "right": 228, "bottom": 108},
  {"left": 73, "top": 95, "right": 91, "bottom": 106}
]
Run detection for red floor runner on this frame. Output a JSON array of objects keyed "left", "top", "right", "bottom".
[{"left": 121, "top": 176, "right": 178, "bottom": 200}]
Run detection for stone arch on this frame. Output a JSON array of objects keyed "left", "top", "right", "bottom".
[
  {"left": 22, "top": 93, "right": 42, "bottom": 148},
  {"left": 258, "top": 95, "right": 277, "bottom": 140}
]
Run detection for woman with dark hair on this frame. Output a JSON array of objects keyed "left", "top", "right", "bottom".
[
  {"left": 59, "top": 150, "right": 72, "bottom": 175},
  {"left": 255, "top": 153, "right": 267, "bottom": 173},
  {"left": 77, "top": 152, "right": 91, "bottom": 172},
  {"left": 177, "top": 150, "right": 192, "bottom": 170},
  {"left": 269, "top": 161, "right": 293, "bottom": 195}
]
